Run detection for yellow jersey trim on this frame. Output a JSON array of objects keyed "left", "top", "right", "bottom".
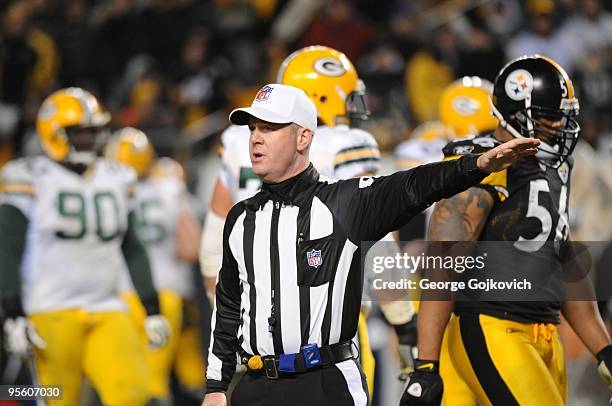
[{"left": 0, "top": 183, "right": 35, "bottom": 196}]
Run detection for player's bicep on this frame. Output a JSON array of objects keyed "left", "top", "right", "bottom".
[
  {"left": 210, "top": 178, "right": 234, "bottom": 218},
  {"left": 428, "top": 186, "right": 494, "bottom": 241},
  {"left": 175, "top": 204, "right": 201, "bottom": 263}
]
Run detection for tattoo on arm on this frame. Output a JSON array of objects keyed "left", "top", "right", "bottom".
[{"left": 429, "top": 187, "right": 495, "bottom": 241}]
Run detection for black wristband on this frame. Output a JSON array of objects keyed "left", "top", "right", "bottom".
[
  {"left": 596, "top": 344, "right": 612, "bottom": 363},
  {"left": 1, "top": 294, "right": 25, "bottom": 318},
  {"left": 393, "top": 317, "right": 418, "bottom": 347},
  {"left": 141, "top": 293, "right": 161, "bottom": 316}
]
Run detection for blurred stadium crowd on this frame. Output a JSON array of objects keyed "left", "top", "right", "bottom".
[
  {"left": 0, "top": 0, "right": 611, "bottom": 405},
  {"left": 1, "top": 0, "right": 611, "bottom": 157}
]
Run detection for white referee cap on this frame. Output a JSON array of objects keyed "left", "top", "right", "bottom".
[{"left": 229, "top": 84, "right": 317, "bottom": 132}]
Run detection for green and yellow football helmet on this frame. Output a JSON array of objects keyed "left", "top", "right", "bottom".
[
  {"left": 105, "top": 127, "right": 154, "bottom": 178},
  {"left": 36, "top": 87, "right": 111, "bottom": 164},
  {"left": 277, "top": 45, "right": 369, "bottom": 127},
  {"left": 439, "top": 76, "right": 498, "bottom": 137},
  {"left": 150, "top": 157, "right": 185, "bottom": 182}
]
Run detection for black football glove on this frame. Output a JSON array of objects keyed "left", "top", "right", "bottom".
[
  {"left": 399, "top": 359, "right": 443, "bottom": 406},
  {"left": 596, "top": 345, "right": 612, "bottom": 405}
]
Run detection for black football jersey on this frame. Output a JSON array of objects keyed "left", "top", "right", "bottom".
[{"left": 443, "top": 134, "right": 572, "bottom": 323}]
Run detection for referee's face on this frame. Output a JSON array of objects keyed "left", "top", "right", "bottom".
[{"left": 248, "top": 117, "right": 303, "bottom": 183}]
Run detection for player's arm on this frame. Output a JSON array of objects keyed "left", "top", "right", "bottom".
[
  {"left": 122, "top": 211, "right": 157, "bottom": 313},
  {"left": 560, "top": 240, "right": 612, "bottom": 389},
  {"left": 175, "top": 201, "right": 202, "bottom": 263},
  {"left": 201, "top": 178, "right": 233, "bottom": 302},
  {"left": 417, "top": 187, "right": 494, "bottom": 360},
  {"left": 400, "top": 187, "right": 494, "bottom": 406},
  {"left": 562, "top": 300, "right": 612, "bottom": 389},
  {"left": 122, "top": 211, "right": 170, "bottom": 348},
  {"left": 562, "top": 300, "right": 611, "bottom": 357},
  {"left": 0, "top": 204, "right": 28, "bottom": 318},
  {"left": 0, "top": 203, "right": 46, "bottom": 355}
]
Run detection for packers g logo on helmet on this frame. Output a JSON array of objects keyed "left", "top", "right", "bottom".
[
  {"left": 313, "top": 58, "right": 346, "bottom": 77},
  {"left": 105, "top": 127, "right": 154, "bottom": 177},
  {"left": 36, "top": 87, "right": 111, "bottom": 163},
  {"left": 439, "top": 76, "right": 498, "bottom": 138},
  {"left": 277, "top": 46, "right": 369, "bottom": 126}
]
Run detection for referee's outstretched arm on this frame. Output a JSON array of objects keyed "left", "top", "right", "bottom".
[{"left": 323, "top": 138, "right": 541, "bottom": 243}]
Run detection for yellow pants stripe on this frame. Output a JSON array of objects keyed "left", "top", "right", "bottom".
[{"left": 447, "top": 313, "right": 566, "bottom": 406}]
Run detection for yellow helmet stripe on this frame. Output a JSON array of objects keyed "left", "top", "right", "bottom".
[
  {"left": 540, "top": 55, "right": 575, "bottom": 98},
  {"left": 334, "top": 148, "right": 380, "bottom": 167}
]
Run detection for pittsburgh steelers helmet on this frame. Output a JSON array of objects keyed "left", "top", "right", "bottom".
[
  {"left": 36, "top": 87, "right": 111, "bottom": 164},
  {"left": 276, "top": 45, "right": 369, "bottom": 126},
  {"left": 105, "top": 127, "right": 154, "bottom": 177},
  {"left": 492, "top": 55, "right": 580, "bottom": 166},
  {"left": 150, "top": 157, "right": 186, "bottom": 182},
  {"left": 439, "top": 76, "right": 498, "bottom": 137}
]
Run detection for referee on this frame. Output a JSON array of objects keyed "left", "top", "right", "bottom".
[{"left": 202, "top": 84, "right": 539, "bottom": 406}]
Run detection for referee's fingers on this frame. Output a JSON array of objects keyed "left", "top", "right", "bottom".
[{"left": 507, "top": 137, "right": 541, "bottom": 151}]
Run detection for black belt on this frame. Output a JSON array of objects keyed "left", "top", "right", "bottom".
[{"left": 240, "top": 340, "right": 358, "bottom": 379}]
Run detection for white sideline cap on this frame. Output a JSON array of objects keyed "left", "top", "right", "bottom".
[{"left": 229, "top": 84, "right": 317, "bottom": 132}]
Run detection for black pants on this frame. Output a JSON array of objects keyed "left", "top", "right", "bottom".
[{"left": 230, "top": 359, "right": 369, "bottom": 406}]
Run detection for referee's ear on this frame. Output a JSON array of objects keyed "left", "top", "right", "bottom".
[{"left": 296, "top": 125, "right": 314, "bottom": 154}]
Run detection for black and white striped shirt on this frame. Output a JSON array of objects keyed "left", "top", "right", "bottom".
[{"left": 206, "top": 155, "right": 487, "bottom": 392}]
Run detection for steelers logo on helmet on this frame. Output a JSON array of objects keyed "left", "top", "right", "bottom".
[
  {"left": 505, "top": 69, "right": 534, "bottom": 101},
  {"left": 313, "top": 57, "right": 346, "bottom": 77},
  {"left": 492, "top": 55, "right": 580, "bottom": 168}
]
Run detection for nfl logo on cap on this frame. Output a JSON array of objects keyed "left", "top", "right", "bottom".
[
  {"left": 307, "top": 249, "right": 323, "bottom": 268},
  {"left": 255, "top": 85, "right": 274, "bottom": 102}
]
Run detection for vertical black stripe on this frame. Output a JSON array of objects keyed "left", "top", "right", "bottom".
[
  {"left": 321, "top": 219, "right": 347, "bottom": 346},
  {"left": 238, "top": 282, "right": 245, "bottom": 347},
  {"left": 340, "top": 250, "right": 363, "bottom": 341},
  {"left": 459, "top": 314, "right": 519, "bottom": 405},
  {"left": 321, "top": 279, "right": 334, "bottom": 346},
  {"left": 297, "top": 205, "right": 311, "bottom": 346},
  {"left": 243, "top": 210, "right": 258, "bottom": 354},
  {"left": 270, "top": 202, "right": 284, "bottom": 354}
]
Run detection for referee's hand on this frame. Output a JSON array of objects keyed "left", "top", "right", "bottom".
[
  {"left": 399, "top": 359, "right": 443, "bottom": 406},
  {"left": 476, "top": 138, "right": 540, "bottom": 173},
  {"left": 202, "top": 392, "right": 226, "bottom": 406}
]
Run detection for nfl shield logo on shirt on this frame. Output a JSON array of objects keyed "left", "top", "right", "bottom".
[{"left": 307, "top": 249, "right": 323, "bottom": 268}]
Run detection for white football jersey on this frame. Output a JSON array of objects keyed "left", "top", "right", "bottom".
[
  {"left": 394, "top": 137, "right": 446, "bottom": 167},
  {"left": 218, "top": 124, "right": 381, "bottom": 203},
  {"left": 0, "top": 157, "right": 136, "bottom": 314},
  {"left": 123, "top": 175, "right": 195, "bottom": 299}
]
